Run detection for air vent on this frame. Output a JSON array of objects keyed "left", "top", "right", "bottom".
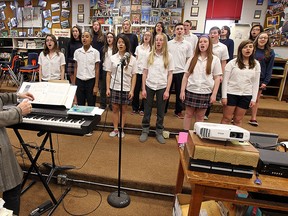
[{"left": 200, "top": 128, "right": 210, "bottom": 138}]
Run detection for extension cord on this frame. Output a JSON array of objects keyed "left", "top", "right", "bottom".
[{"left": 30, "top": 200, "right": 53, "bottom": 216}]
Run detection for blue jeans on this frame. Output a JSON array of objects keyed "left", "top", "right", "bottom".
[{"left": 142, "top": 86, "right": 166, "bottom": 135}]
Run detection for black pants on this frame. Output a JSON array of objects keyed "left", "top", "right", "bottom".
[
  {"left": 132, "top": 74, "right": 144, "bottom": 112},
  {"left": 3, "top": 184, "right": 21, "bottom": 215},
  {"left": 165, "top": 73, "right": 184, "bottom": 114},
  {"left": 76, "top": 77, "right": 96, "bottom": 106},
  {"left": 99, "top": 70, "right": 107, "bottom": 108}
]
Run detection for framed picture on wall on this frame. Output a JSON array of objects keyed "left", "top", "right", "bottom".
[
  {"left": 191, "top": 20, "right": 197, "bottom": 30},
  {"left": 256, "top": 0, "right": 263, "bottom": 5},
  {"left": 254, "top": 10, "right": 261, "bottom": 19},
  {"left": 251, "top": 22, "right": 260, "bottom": 26},
  {"left": 78, "top": 4, "right": 84, "bottom": 13},
  {"left": 77, "top": 14, "right": 84, "bottom": 23},
  {"left": 131, "top": 0, "right": 140, "bottom": 4},
  {"left": 190, "top": 7, "right": 199, "bottom": 17},
  {"left": 192, "top": 0, "right": 199, "bottom": 5},
  {"left": 267, "top": 15, "right": 280, "bottom": 27}
]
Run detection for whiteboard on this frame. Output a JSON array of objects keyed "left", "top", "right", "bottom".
[{"left": 230, "top": 24, "right": 251, "bottom": 56}]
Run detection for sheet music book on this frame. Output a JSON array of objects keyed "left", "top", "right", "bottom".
[
  {"left": 67, "top": 105, "right": 104, "bottom": 116},
  {"left": 18, "top": 82, "right": 77, "bottom": 109}
]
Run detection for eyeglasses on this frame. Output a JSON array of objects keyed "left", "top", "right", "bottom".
[{"left": 46, "top": 39, "right": 54, "bottom": 42}]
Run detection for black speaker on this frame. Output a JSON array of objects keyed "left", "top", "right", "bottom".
[{"left": 58, "top": 37, "right": 70, "bottom": 58}]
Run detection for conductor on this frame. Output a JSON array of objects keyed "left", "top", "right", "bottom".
[{"left": 0, "top": 92, "right": 34, "bottom": 215}]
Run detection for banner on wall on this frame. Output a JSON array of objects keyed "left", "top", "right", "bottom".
[{"left": 51, "top": 28, "right": 70, "bottom": 38}]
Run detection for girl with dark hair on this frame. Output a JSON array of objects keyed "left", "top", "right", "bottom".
[
  {"left": 38, "top": 34, "right": 66, "bottom": 81},
  {"left": 92, "top": 20, "right": 105, "bottom": 49},
  {"left": 220, "top": 25, "right": 234, "bottom": 62},
  {"left": 67, "top": 26, "right": 82, "bottom": 83},
  {"left": 249, "top": 32, "right": 275, "bottom": 126},
  {"left": 101, "top": 32, "right": 117, "bottom": 109},
  {"left": 152, "top": 21, "right": 170, "bottom": 43},
  {"left": 221, "top": 40, "right": 261, "bottom": 126},
  {"left": 92, "top": 20, "right": 106, "bottom": 108},
  {"left": 180, "top": 35, "right": 222, "bottom": 130},
  {"left": 74, "top": 31, "right": 100, "bottom": 109},
  {"left": 106, "top": 34, "right": 137, "bottom": 138},
  {"left": 249, "top": 24, "right": 264, "bottom": 41}
]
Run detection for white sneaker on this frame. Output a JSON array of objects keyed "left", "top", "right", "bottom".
[
  {"left": 118, "top": 132, "right": 125, "bottom": 138},
  {"left": 204, "top": 116, "right": 208, "bottom": 120},
  {"left": 85, "top": 132, "right": 93, "bottom": 137},
  {"left": 109, "top": 130, "right": 119, "bottom": 137}
]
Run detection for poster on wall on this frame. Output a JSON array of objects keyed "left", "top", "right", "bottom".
[
  {"left": 230, "top": 24, "right": 251, "bottom": 56},
  {"left": 265, "top": 0, "right": 288, "bottom": 46},
  {"left": 17, "top": 7, "right": 42, "bottom": 28}
]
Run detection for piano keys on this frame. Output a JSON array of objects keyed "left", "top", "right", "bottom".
[{"left": 11, "top": 108, "right": 101, "bottom": 136}]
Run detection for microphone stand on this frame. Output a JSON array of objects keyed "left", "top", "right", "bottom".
[{"left": 107, "top": 59, "right": 130, "bottom": 208}]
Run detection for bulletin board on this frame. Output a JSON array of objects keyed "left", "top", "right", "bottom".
[
  {"left": 0, "top": 0, "right": 71, "bottom": 37},
  {"left": 265, "top": 0, "right": 288, "bottom": 46}
]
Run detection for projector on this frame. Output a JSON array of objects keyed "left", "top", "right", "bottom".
[{"left": 194, "top": 122, "right": 250, "bottom": 142}]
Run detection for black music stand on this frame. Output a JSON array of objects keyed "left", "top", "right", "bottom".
[
  {"left": 13, "top": 128, "right": 71, "bottom": 215},
  {"left": 107, "top": 59, "right": 130, "bottom": 208}
]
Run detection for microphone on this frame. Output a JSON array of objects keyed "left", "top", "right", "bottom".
[{"left": 119, "top": 52, "right": 130, "bottom": 65}]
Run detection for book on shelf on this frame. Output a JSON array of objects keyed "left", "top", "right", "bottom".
[{"left": 10, "top": 29, "right": 18, "bottom": 37}]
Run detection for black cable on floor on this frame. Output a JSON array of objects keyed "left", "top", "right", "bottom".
[
  {"left": 61, "top": 184, "right": 102, "bottom": 216},
  {"left": 55, "top": 106, "right": 109, "bottom": 170}
]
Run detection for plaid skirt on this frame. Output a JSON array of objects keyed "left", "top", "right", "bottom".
[
  {"left": 66, "top": 62, "right": 75, "bottom": 76},
  {"left": 111, "top": 89, "right": 130, "bottom": 105},
  {"left": 184, "top": 90, "right": 211, "bottom": 109}
]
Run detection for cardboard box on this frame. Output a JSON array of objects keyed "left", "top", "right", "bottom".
[
  {"left": 173, "top": 194, "right": 222, "bottom": 216},
  {"left": 185, "top": 131, "right": 259, "bottom": 168}
]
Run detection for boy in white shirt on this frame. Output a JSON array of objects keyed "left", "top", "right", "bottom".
[
  {"left": 183, "top": 20, "right": 198, "bottom": 52},
  {"left": 166, "top": 23, "right": 193, "bottom": 119}
]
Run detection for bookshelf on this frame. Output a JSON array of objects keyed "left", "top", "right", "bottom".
[
  {"left": 262, "top": 58, "right": 288, "bottom": 101},
  {"left": 13, "top": 37, "right": 45, "bottom": 50},
  {"left": 0, "top": 37, "right": 45, "bottom": 58}
]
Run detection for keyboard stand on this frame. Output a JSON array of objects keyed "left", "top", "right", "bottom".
[
  {"left": 42, "top": 133, "right": 75, "bottom": 184},
  {"left": 13, "top": 128, "right": 71, "bottom": 215}
]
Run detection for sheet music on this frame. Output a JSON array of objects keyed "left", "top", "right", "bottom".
[{"left": 18, "top": 82, "right": 77, "bottom": 109}]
